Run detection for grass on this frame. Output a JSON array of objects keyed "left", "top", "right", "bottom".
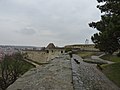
[
  {"left": 20, "top": 59, "right": 35, "bottom": 74},
  {"left": 77, "top": 51, "right": 103, "bottom": 59},
  {"left": 102, "top": 62, "right": 120, "bottom": 87},
  {"left": 100, "top": 54, "right": 120, "bottom": 87},
  {"left": 100, "top": 54, "right": 120, "bottom": 62}
]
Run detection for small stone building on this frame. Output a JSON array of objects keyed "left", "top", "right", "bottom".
[{"left": 22, "top": 43, "right": 65, "bottom": 64}]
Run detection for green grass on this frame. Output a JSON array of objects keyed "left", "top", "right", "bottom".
[
  {"left": 100, "top": 54, "right": 120, "bottom": 62},
  {"left": 100, "top": 54, "right": 120, "bottom": 87},
  {"left": 20, "top": 60, "right": 35, "bottom": 74},
  {"left": 102, "top": 62, "right": 120, "bottom": 87},
  {"left": 77, "top": 51, "right": 103, "bottom": 59}
]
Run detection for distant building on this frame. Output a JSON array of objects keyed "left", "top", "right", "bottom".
[
  {"left": 45, "top": 43, "right": 65, "bottom": 54},
  {"left": 65, "top": 44, "right": 99, "bottom": 51},
  {"left": 22, "top": 43, "right": 65, "bottom": 64}
]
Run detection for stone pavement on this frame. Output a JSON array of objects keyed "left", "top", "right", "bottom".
[
  {"left": 72, "top": 54, "right": 120, "bottom": 90},
  {"left": 7, "top": 54, "right": 120, "bottom": 90},
  {"left": 7, "top": 55, "right": 73, "bottom": 90}
]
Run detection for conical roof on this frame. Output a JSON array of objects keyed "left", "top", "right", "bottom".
[{"left": 46, "top": 43, "right": 55, "bottom": 49}]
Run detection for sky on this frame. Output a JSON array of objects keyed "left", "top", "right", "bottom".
[{"left": 0, "top": 0, "right": 101, "bottom": 47}]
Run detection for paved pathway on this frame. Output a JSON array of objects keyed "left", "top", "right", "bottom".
[
  {"left": 91, "top": 55, "right": 114, "bottom": 64},
  {"left": 71, "top": 54, "right": 120, "bottom": 90}
]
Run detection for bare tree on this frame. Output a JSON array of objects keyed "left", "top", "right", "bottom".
[{"left": 0, "top": 53, "right": 24, "bottom": 90}]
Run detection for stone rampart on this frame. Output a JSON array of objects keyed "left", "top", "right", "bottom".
[
  {"left": 7, "top": 54, "right": 73, "bottom": 90},
  {"left": 22, "top": 49, "right": 65, "bottom": 64}
]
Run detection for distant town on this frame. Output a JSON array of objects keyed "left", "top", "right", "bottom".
[
  {"left": 0, "top": 43, "right": 98, "bottom": 61},
  {"left": 0, "top": 45, "right": 42, "bottom": 60}
]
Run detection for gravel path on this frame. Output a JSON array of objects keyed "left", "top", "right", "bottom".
[{"left": 72, "top": 54, "right": 120, "bottom": 90}]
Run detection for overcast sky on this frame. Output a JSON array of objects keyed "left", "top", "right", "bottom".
[{"left": 0, "top": 0, "right": 101, "bottom": 47}]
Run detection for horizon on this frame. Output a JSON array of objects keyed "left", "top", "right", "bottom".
[{"left": 0, "top": 42, "right": 95, "bottom": 47}]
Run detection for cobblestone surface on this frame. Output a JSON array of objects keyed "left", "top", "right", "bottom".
[{"left": 72, "top": 54, "right": 120, "bottom": 90}]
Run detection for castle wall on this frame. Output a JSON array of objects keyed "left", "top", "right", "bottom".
[
  {"left": 65, "top": 44, "right": 99, "bottom": 51},
  {"left": 24, "top": 50, "right": 49, "bottom": 63},
  {"left": 22, "top": 49, "right": 65, "bottom": 64},
  {"left": 47, "top": 49, "right": 65, "bottom": 60}
]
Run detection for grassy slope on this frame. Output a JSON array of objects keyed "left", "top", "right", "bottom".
[
  {"left": 102, "top": 62, "right": 120, "bottom": 87},
  {"left": 78, "top": 51, "right": 103, "bottom": 59},
  {"left": 20, "top": 60, "right": 35, "bottom": 74},
  {"left": 101, "top": 54, "right": 120, "bottom": 62},
  {"left": 100, "top": 54, "right": 120, "bottom": 87}
]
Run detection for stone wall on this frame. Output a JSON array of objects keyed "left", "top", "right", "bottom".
[
  {"left": 24, "top": 50, "right": 49, "bottom": 63},
  {"left": 22, "top": 49, "right": 65, "bottom": 64},
  {"left": 47, "top": 49, "right": 65, "bottom": 60},
  {"left": 7, "top": 54, "right": 73, "bottom": 90},
  {"left": 65, "top": 44, "right": 99, "bottom": 51}
]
